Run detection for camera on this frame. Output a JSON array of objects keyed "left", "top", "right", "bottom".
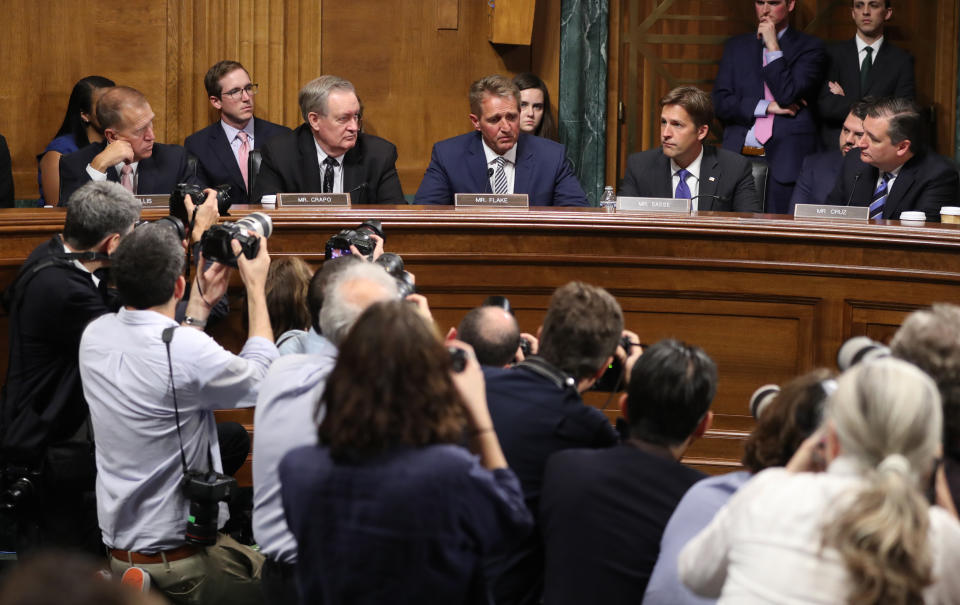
[
  {"left": 324, "top": 220, "right": 384, "bottom": 260},
  {"left": 375, "top": 253, "right": 416, "bottom": 298},
  {"left": 519, "top": 336, "right": 533, "bottom": 358},
  {"left": 1, "top": 465, "right": 42, "bottom": 513},
  {"left": 448, "top": 346, "right": 468, "bottom": 373},
  {"left": 593, "top": 335, "right": 638, "bottom": 392},
  {"left": 181, "top": 470, "right": 237, "bottom": 546},
  {"left": 200, "top": 212, "right": 273, "bottom": 268},
  {"left": 170, "top": 183, "right": 232, "bottom": 224},
  {"left": 837, "top": 336, "right": 890, "bottom": 371}
]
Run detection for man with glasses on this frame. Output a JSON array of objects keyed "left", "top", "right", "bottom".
[
  {"left": 59, "top": 86, "right": 201, "bottom": 205},
  {"left": 185, "top": 61, "right": 291, "bottom": 205},
  {"left": 252, "top": 75, "right": 404, "bottom": 203}
]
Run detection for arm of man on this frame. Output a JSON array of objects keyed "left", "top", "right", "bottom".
[
  {"left": 712, "top": 39, "right": 760, "bottom": 127},
  {"left": 371, "top": 143, "right": 405, "bottom": 203},
  {"left": 762, "top": 38, "right": 826, "bottom": 108},
  {"left": 550, "top": 155, "right": 589, "bottom": 207},
  {"left": 58, "top": 151, "right": 95, "bottom": 207},
  {"left": 413, "top": 143, "right": 455, "bottom": 204},
  {"left": 916, "top": 159, "right": 960, "bottom": 222},
  {"left": 789, "top": 155, "right": 817, "bottom": 212},
  {"left": 618, "top": 153, "right": 643, "bottom": 198},
  {"left": 730, "top": 156, "right": 762, "bottom": 213},
  {"left": 249, "top": 143, "right": 285, "bottom": 201},
  {"left": 894, "top": 52, "right": 917, "bottom": 99}
]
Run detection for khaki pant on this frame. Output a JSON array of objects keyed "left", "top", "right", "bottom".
[{"left": 109, "top": 534, "right": 265, "bottom": 605}]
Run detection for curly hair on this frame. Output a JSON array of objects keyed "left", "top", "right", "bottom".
[{"left": 318, "top": 301, "right": 466, "bottom": 461}]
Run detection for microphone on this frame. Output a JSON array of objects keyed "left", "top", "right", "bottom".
[
  {"left": 845, "top": 171, "right": 862, "bottom": 207},
  {"left": 487, "top": 167, "right": 494, "bottom": 178},
  {"left": 348, "top": 182, "right": 368, "bottom": 202}
]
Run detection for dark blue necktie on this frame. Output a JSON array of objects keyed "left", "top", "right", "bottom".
[
  {"left": 675, "top": 169, "right": 692, "bottom": 199},
  {"left": 869, "top": 172, "right": 891, "bottom": 219}
]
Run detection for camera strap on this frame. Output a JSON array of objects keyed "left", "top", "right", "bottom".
[
  {"left": 162, "top": 327, "right": 190, "bottom": 475},
  {"left": 516, "top": 356, "right": 577, "bottom": 392}
]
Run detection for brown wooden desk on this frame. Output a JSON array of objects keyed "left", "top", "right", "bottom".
[{"left": 3, "top": 205, "right": 960, "bottom": 477}]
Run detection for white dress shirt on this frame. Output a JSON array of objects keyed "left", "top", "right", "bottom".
[
  {"left": 481, "top": 139, "right": 517, "bottom": 194},
  {"left": 314, "top": 141, "right": 346, "bottom": 193},
  {"left": 252, "top": 335, "right": 338, "bottom": 564},
  {"left": 79, "top": 307, "right": 278, "bottom": 553},
  {"left": 671, "top": 147, "right": 704, "bottom": 210},
  {"left": 86, "top": 160, "right": 140, "bottom": 189},
  {"left": 855, "top": 34, "right": 884, "bottom": 68},
  {"left": 679, "top": 458, "right": 960, "bottom": 604}
]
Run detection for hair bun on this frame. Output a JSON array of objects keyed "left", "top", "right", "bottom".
[{"left": 877, "top": 453, "right": 912, "bottom": 476}]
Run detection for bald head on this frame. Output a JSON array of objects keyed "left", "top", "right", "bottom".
[{"left": 458, "top": 306, "right": 521, "bottom": 367}]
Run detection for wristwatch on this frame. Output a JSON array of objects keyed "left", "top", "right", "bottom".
[{"left": 182, "top": 315, "right": 207, "bottom": 329}]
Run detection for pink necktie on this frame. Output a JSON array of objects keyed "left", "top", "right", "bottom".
[
  {"left": 120, "top": 164, "right": 134, "bottom": 193},
  {"left": 237, "top": 131, "right": 249, "bottom": 190},
  {"left": 754, "top": 53, "right": 774, "bottom": 145}
]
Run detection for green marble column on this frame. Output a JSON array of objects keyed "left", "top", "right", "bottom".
[{"left": 558, "top": 0, "right": 609, "bottom": 205}]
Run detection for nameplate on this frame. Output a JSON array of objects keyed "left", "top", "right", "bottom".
[
  {"left": 455, "top": 193, "right": 529, "bottom": 208},
  {"left": 616, "top": 196, "right": 691, "bottom": 213},
  {"left": 134, "top": 194, "right": 170, "bottom": 209},
  {"left": 794, "top": 204, "right": 869, "bottom": 221},
  {"left": 276, "top": 193, "right": 351, "bottom": 207}
]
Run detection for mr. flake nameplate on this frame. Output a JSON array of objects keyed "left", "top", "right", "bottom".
[
  {"left": 455, "top": 193, "right": 529, "bottom": 208},
  {"left": 794, "top": 204, "right": 869, "bottom": 221},
  {"left": 276, "top": 193, "right": 351, "bottom": 207},
  {"left": 616, "top": 196, "right": 691, "bottom": 213},
  {"left": 134, "top": 194, "right": 170, "bottom": 209}
]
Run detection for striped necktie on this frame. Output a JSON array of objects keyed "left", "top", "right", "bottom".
[
  {"left": 492, "top": 156, "right": 508, "bottom": 195},
  {"left": 869, "top": 172, "right": 892, "bottom": 219}
]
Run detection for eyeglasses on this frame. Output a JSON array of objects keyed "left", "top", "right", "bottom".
[{"left": 222, "top": 84, "right": 259, "bottom": 99}]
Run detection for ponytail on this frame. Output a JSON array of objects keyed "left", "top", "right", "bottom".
[{"left": 823, "top": 454, "right": 933, "bottom": 604}]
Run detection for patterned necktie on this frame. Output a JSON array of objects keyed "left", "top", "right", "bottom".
[
  {"left": 860, "top": 46, "right": 873, "bottom": 93},
  {"left": 869, "top": 172, "right": 891, "bottom": 219},
  {"left": 675, "top": 169, "right": 692, "bottom": 199},
  {"left": 237, "top": 131, "right": 250, "bottom": 191},
  {"left": 322, "top": 157, "right": 339, "bottom": 193},
  {"left": 754, "top": 52, "right": 774, "bottom": 145},
  {"left": 492, "top": 156, "right": 508, "bottom": 195},
  {"left": 120, "top": 164, "right": 134, "bottom": 193}
]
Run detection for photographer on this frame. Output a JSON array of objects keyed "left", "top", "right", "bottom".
[
  {"left": 0, "top": 181, "right": 140, "bottom": 557},
  {"left": 78, "top": 222, "right": 277, "bottom": 604}
]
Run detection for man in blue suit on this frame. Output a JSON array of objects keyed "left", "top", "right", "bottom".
[
  {"left": 415, "top": 75, "right": 587, "bottom": 206},
  {"left": 713, "top": 0, "right": 825, "bottom": 214},
  {"left": 789, "top": 101, "right": 867, "bottom": 211},
  {"left": 185, "top": 61, "right": 291, "bottom": 205}
]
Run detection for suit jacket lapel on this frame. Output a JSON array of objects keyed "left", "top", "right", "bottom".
[
  {"left": 884, "top": 158, "right": 917, "bottom": 219},
  {"left": 342, "top": 137, "right": 364, "bottom": 202},
  {"left": 468, "top": 133, "right": 492, "bottom": 193},
  {"left": 297, "top": 126, "right": 323, "bottom": 193},
  {"left": 513, "top": 135, "right": 534, "bottom": 196},
  {"left": 655, "top": 153, "right": 674, "bottom": 198},
  {"left": 209, "top": 124, "right": 246, "bottom": 191},
  {"left": 699, "top": 147, "right": 721, "bottom": 209},
  {"left": 845, "top": 39, "right": 863, "bottom": 97},
  {"left": 135, "top": 156, "right": 154, "bottom": 194}
]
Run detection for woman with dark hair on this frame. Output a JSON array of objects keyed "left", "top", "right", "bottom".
[
  {"left": 279, "top": 300, "right": 532, "bottom": 604},
  {"left": 679, "top": 358, "right": 960, "bottom": 603},
  {"left": 512, "top": 73, "right": 557, "bottom": 141},
  {"left": 265, "top": 256, "right": 314, "bottom": 346},
  {"left": 37, "top": 75, "right": 115, "bottom": 205}
]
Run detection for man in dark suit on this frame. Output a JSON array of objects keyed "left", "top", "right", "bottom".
[
  {"left": 713, "top": 0, "right": 825, "bottom": 214},
  {"left": 826, "top": 97, "right": 959, "bottom": 221},
  {"left": 540, "top": 339, "right": 716, "bottom": 605},
  {"left": 620, "top": 86, "right": 760, "bottom": 213},
  {"left": 414, "top": 74, "right": 587, "bottom": 206},
  {"left": 789, "top": 101, "right": 868, "bottom": 211},
  {"left": 818, "top": 0, "right": 914, "bottom": 149},
  {"left": 184, "top": 61, "right": 291, "bottom": 205},
  {"left": 59, "top": 87, "right": 200, "bottom": 205},
  {"left": 252, "top": 75, "right": 404, "bottom": 204}
]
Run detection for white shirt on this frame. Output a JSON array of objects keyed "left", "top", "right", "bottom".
[
  {"left": 221, "top": 119, "right": 255, "bottom": 167},
  {"left": 252, "top": 334, "right": 338, "bottom": 563},
  {"left": 671, "top": 147, "right": 704, "bottom": 210},
  {"left": 874, "top": 163, "right": 903, "bottom": 195},
  {"left": 481, "top": 139, "right": 517, "bottom": 194},
  {"left": 79, "top": 307, "right": 278, "bottom": 553},
  {"left": 314, "top": 140, "right": 346, "bottom": 194},
  {"left": 679, "top": 459, "right": 960, "bottom": 604},
  {"left": 855, "top": 34, "right": 884, "bottom": 68},
  {"left": 86, "top": 160, "right": 140, "bottom": 189}
]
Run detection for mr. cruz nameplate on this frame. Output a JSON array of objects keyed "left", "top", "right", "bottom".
[
  {"left": 616, "top": 196, "right": 691, "bottom": 213},
  {"left": 276, "top": 193, "right": 351, "bottom": 207},
  {"left": 794, "top": 204, "right": 869, "bottom": 221},
  {"left": 134, "top": 194, "right": 170, "bottom": 209},
  {"left": 455, "top": 193, "right": 529, "bottom": 208}
]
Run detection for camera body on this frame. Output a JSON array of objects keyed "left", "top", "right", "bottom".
[
  {"left": 181, "top": 470, "right": 237, "bottom": 546},
  {"left": 324, "top": 220, "right": 384, "bottom": 260},
  {"left": 593, "top": 335, "right": 636, "bottom": 392},
  {"left": 169, "top": 183, "right": 232, "bottom": 223},
  {"left": 200, "top": 212, "right": 273, "bottom": 268},
  {"left": 375, "top": 253, "right": 416, "bottom": 298},
  {"left": 0, "top": 465, "right": 42, "bottom": 513}
]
